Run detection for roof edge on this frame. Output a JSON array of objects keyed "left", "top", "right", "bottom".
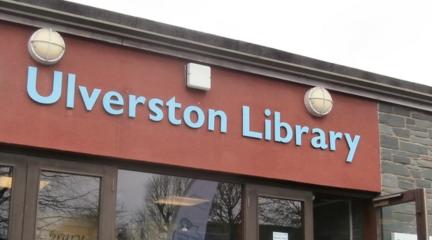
[{"left": 2, "top": 0, "right": 432, "bottom": 112}]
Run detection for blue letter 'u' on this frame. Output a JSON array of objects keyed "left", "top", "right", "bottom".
[{"left": 27, "top": 66, "right": 62, "bottom": 104}]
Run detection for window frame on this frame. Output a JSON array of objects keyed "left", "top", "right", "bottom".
[
  {"left": 0, "top": 152, "right": 27, "bottom": 240},
  {"left": 0, "top": 147, "right": 408, "bottom": 240},
  {"left": 21, "top": 155, "right": 116, "bottom": 240},
  {"left": 244, "top": 184, "right": 314, "bottom": 240}
]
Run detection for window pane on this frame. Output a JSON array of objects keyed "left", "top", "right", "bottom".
[
  {"left": 0, "top": 166, "right": 12, "bottom": 239},
  {"left": 36, "top": 171, "right": 101, "bottom": 240},
  {"left": 116, "top": 170, "right": 242, "bottom": 240},
  {"left": 381, "top": 202, "right": 417, "bottom": 240},
  {"left": 314, "top": 199, "right": 350, "bottom": 240},
  {"left": 258, "top": 197, "right": 304, "bottom": 240}
]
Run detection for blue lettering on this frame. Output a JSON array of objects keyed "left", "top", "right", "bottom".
[
  {"left": 78, "top": 86, "right": 101, "bottom": 111},
  {"left": 329, "top": 131, "right": 343, "bottom": 151},
  {"left": 274, "top": 112, "right": 293, "bottom": 143},
  {"left": 183, "top": 106, "right": 205, "bottom": 129},
  {"left": 27, "top": 66, "right": 62, "bottom": 104},
  {"left": 128, "top": 95, "right": 146, "bottom": 118},
  {"left": 66, "top": 73, "right": 76, "bottom": 108},
  {"left": 103, "top": 91, "right": 124, "bottom": 115},
  {"left": 264, "top": 109, "right": 272, "bottom": 141},
  {"left": 25, "top": 66, "right": 364, "bottom": 163},
  {"left": 295, "top": 125, "right": 309, "bottom": 146},
  {"left": 148, "top": 98, "right": 164, "bottom": 122},
  {"left": 167, "top": 97, "right": 182, "bottom": 125},
  {"left": 242, "top": 106, "right": 262, "bottom": 139},
  {"left": 345, "top": 134, "right": 361, "bottom": 163},
  {"left": 208, "top": 109, "right": 227, "bottom": 133},
  {"left": 311, "top": 128, "right": 328, "bottom": 149}
]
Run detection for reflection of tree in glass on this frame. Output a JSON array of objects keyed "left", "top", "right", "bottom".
[
  {"left": 116, "top": 203, "right": 132, "bottom": 240},
  {"left": 208, "top": 183, "right": 242, "bottom": 240},
  {"left": 116, "top": 173, "right": 242, "bottom": 240},
  {"left": 37, "top": 171, "right": 100, "bottom": 239},
  {"left": 258, "top": 198, "right": 302, "bottom": 228},
  {"left": 0, "top": 167, "right": 12, "bottom": 240},
  {"left": 125, "top": 175, "right": 191, "bottom": 240},
  {"left": 209, "top": 183, "right": 241, "bottom": 224}
]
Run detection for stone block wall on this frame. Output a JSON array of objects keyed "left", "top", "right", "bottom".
[{"left": 379, "top": 102, "right": 432, "bottom": 234}]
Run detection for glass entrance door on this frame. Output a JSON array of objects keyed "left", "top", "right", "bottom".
[
  {"left": 245, "top": 185, "right": 313, "bottom": 240},
  {"left": 373, "top": 189, "right": 429, "bottom": 240}
]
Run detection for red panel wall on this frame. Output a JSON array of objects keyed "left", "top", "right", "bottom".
[{"left": 0, "top": 21, "right": 381, "bottom": 192}]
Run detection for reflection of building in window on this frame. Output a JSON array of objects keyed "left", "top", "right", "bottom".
[{"left": 381, "top": 203, "right": 418, "bottom": 240}]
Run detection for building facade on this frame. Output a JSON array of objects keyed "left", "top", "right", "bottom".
[{"left": 0, "top": 0, "right": 430, "bottom": 240}]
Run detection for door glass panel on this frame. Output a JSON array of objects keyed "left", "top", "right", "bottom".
[
  {"left": 258, "top": 196, "right": 304, "bottom": 240},
  {"left": 314, "top": 198, "right": 352, "bottom": 240},
  {"left": 36, "top": 171, "right": 101, "bottom": 240},
  {"left": 115, "top": 170, "right": 242, "bottom": 240},
  {"left": 0, "top": 166, "right": 12, "bottom": 239},
  {"left": 381, "top": 202, "right": 418, "bottom": 240}
]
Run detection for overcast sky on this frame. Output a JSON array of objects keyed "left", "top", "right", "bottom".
[{"left": 68, "top": 0, "right": 432, "bottom": 87}]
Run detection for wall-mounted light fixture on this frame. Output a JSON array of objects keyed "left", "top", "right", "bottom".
[
  {"left": 28, "top": 28, "right": 65, "bottom": 65},
  {"left": 304, "top": 86, "right": 333, "bottom": 117}
]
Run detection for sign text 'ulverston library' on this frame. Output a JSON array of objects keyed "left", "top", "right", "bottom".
[{"left": 26, "top": 66, "right": 361, "bottom": 163}]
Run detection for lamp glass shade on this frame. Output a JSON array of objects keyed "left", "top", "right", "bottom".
[
  {"left": 304, "top": 86, "right": 333, "bottom": 117},
  {"left": 28, "top": 28, "right": 65, "bottom": 65}
]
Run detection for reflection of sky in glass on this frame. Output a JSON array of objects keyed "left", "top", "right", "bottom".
[{"left": 117, "top": 170, "right": 152, "bottom": 218}]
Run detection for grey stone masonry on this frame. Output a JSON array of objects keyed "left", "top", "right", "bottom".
[{"left": 379, "top": 103, "right": 432, "bottom": 234}]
